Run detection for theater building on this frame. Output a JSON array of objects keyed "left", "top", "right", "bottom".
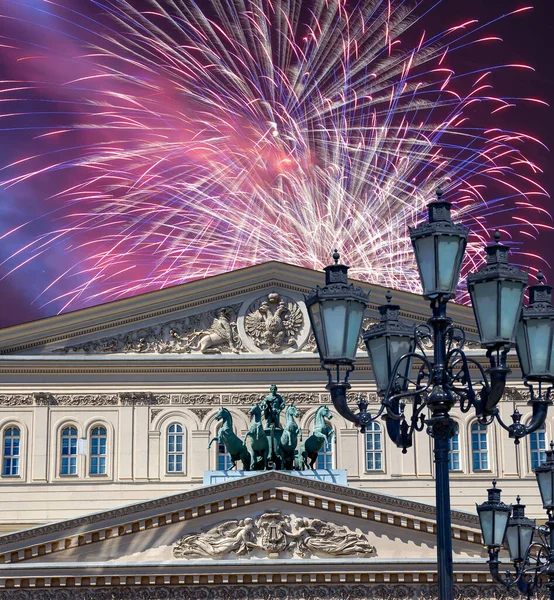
[{"left": 0, "top": 261, "right": 545, "bottom": 598}]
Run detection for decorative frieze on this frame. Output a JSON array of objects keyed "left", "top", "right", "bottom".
[
  {"left": 52, "top": 303, "right": 244, "bottom": 355},
  {"left": 0, "top": 387, "right": 528, "bottom": 407},
  {"left": 0, "top": 584, "right": 519, "bottom": 599},
  {"left": 173, "top": 511, "right": 376, "bottom": 558}
]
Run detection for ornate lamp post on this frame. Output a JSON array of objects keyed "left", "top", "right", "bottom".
[
  {"left": 477, "top": 446, "right": 554, "bottom": 599},
  {"left": 306, "top": 188, "right": 554, "bottom": 600}
]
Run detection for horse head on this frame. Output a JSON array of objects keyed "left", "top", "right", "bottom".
[
  {"left": 214, "top": 407, "right": 230, "bottom": 423},
  {"left": 319, "top": 405, "right": 332, "bottom": 421},
  {"left": 286, "top": 404, "right": 299, "bottom": 419},
  {"left": 249, "top": 403, "right": 262, "bottom": 418}
]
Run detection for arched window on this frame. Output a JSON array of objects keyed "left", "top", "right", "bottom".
[
  {"left": 448, "top": 424, "right": 461, "bottom": 471},
  {"left": 530, "top": 425, "right": 547, "bottom": 470},
  {"left": 317, "top": 435, "right": 334, "bottom": 470},
  {"left": 61, "top": 426, "right": 78, "bottom": 475},
  {"left": 90, "top": 426, "right": 107, "bottom": 475},
  {"left": 217, "top": 442, "right": 232, "bottom": 470},
  {"left": 2, "top": 427, "right": 20, "bottom": 476},
  {"left": 365, "top": 422, "right": 383, "bottom": 471},
  {"left": 471, "top": 422, "right": 488, "bottom": 471},
  {"left": 167, "top": 423, "right": 184, "bottom": 473}
]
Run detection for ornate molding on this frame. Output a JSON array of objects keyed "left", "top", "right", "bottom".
[
  {"left": 0, "top": 387, "right": 529, "bottom": 407},
  {"left": 190, "top": 408, "right": 212, "bottom": 422},
  {"left": 52, "top": 303, "right": 244, "bottom": 355},
  {"left": 0, "top": 584, "right": 520, "bottom": 599},
  {"left": 173, "top": 511, "right": 375, "bottom": 558}
]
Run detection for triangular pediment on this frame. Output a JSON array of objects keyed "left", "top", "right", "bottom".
[
  {"left": 0, "top": 472, "right": 485, "bottom": 568},
  {"left": 0, "top": 261, "right": 479, "bottom": 356}
]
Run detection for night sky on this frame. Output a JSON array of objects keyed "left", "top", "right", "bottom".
[{"left": 0, "top": 0, "right": 553, "bottom": 329}]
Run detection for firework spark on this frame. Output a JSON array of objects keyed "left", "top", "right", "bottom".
[{"left": 0, "top": 0, "right": 550, "bottom": 317}]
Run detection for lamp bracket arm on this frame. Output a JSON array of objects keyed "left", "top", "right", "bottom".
[
  {"left": 445, "top": 349, "right": 480, "bottom": 413},
  {"left": 414, "top": 323, "right": 433, "bottom": 355},
  {"left": 486, "top": 549, "right": 515, "bottom": 588},
  {"left": 383, "top": 352, "right": 433, "bottom": 420},
  {"left": 327, "top": 382, "right": 384, "bottom": 431}
]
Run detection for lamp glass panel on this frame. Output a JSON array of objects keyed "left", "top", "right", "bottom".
[
  {"left": 308, "top": 302, "right": 326, "bottom": 358},
  {"left": 493, "top": 511, "right": 510, "bottom": 547},
  {"left": 413, "top": 236, "right": 436, "bottom": 294},
  {"left": 437, "top": 235, "right": 462, "bottom": 292},
  {"left": 321, "top": 300, "right": 348, "bottom": 357},
  {"left": 389, "top": 335, "right": 413, "bottom": 389},
  {"left": 536, "top": 470, "right": 554, "bottom": 508},
  {"left": 478, "top": 509, "right": 494, "bottom": 547},
  {"left": 550, "top": 322, "right": 554, "bottom": 372},
  {"left": 366, "top": 336, "right": 390, "bottom": 393},
  {"left": 506, "top": 523, "right": 534, "bottom": 562},
  {"left": 471, "top": 280, "right": 498, "bottom": 342},
  {"left": 500, "top": 281, "right": 525, "bottom": 340},
  {"left": 515, "top": 321, "right": 530, "bottom": 376},
  {"left": 526, "top": 318, "right": 551, "bottom": 374},
  {"left": 345, "top": 301, "right": 366, "bottom": 361}
]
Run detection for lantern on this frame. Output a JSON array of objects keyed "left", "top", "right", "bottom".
[
  {"left": 467, "top": 231, "right": 527, "bottom": 349},
  {"left": 515, "top": 272, "right": 554, "bottom": 382},
  {"left": 409, "top": 188, "right": 468, "bottom": 299},
  {"left": 305, "top": 251, "right": 369, "bottom": 371},
  {"left": 363, "top": 291, "right": 416, "bottom": 394},
  {"left": 477, "top": 480, "right": 512, "bottom": 549}
]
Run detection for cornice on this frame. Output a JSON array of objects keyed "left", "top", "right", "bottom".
[{"left": 0, "top": 472, "right": 481, "bottom": 565}]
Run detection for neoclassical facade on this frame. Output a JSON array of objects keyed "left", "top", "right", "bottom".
[{"left": 0, "top": 261, "right": 547, "bottom": 598}]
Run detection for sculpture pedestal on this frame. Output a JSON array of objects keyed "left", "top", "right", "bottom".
[{"left": 203, "top": 469, "right": 347, "bottom": 486}]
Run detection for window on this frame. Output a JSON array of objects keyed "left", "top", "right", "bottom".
[
  {"left": 2, "top": 427, "right": 20, "bottom": 476},
  {"left": 61, "top": 426, "right": 78, "bottom": 475},
  {"left": 471, "top": 422, "right": 488, "bottom": 471},
  {"left": 167, "top": 423, "right": 184, "bottom": 473},
  {"left": 530, "top": 425, "right": 547, "bottom": 470},
  {"left": 90, "top": 426, "right": 107, "bottom": 475},
  {"left": 448, "top": 425, "right": 461, "bottom": 471},
  {"left": 365, "top": 422, "right": 383, "bottom": 471},
  {"left": 217, "top": 442, "right": 232, "bottom": 470},
  {"left": 317, "top": 435, "right": 334, "bottom": 469}
]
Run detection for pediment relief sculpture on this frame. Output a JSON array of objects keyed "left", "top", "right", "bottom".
[
  {"left": 52, "top": 303, "right": 244, "bottom": 355},
  {"left": 244, "top": 293, "right": 304, "bottom": 352},
  {"left": 173, "top": 511, "right": 376, "bottom": 559}
]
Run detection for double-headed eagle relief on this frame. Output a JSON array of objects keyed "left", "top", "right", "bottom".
[
  {"left": 244, "top": 293, "right": 303, "bottom": 352},
  {"left": 173, "top": 511, "right": 376, "bottom": 559}
]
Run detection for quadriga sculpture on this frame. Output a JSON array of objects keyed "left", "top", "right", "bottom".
[
  {"left": 208, "top": 407, "right": 251, "bottom": 470},
  {"left": 300, "top": 405, "right": 334, "bottom": 469}
]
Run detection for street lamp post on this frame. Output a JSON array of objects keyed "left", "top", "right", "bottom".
[
  {"left": 478, "top": 445, "right": 554, "bottom": 599},
  {"left": 305, "top": 188, "right": 554, "bottom": 600}
]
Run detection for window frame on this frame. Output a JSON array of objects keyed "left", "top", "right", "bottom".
[
  {"left": 89, "top": 425, "right": 108, "bottom": 476},
  {"left": 316, "top": 432, "right": 335, "bottom": 470},
  {"left": 166, "top": 422, "right": 185, "bottom": 474},
  {"left": 448, "top": 423, "right": 462, "bottom": 472},
  {"left": 529, "top": 424, "right": 547, "bottom": 471},
  {"left": 60, "top": 425, "right": 79, "bottom": 477},
  {"left": 365, "top": 422, "right": 384, "bottom": 472},
  {"left": 2, "top": 425, "right": 21, "bottom": 478},
  {"left": 470, "top": 421, "right": 490, "bottom": 472}
]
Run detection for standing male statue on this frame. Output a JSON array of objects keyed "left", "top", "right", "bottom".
[{"left": 261, "top": 384, "right": 285, "bottom": 429}]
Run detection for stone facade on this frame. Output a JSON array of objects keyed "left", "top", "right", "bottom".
[{"left": 0, "top": 262, "right": 547, "bottom": 598}]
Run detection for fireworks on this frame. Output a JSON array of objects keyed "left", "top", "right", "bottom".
[{"left": 0, "top": 0, "right": 550, "bottom": 316}]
